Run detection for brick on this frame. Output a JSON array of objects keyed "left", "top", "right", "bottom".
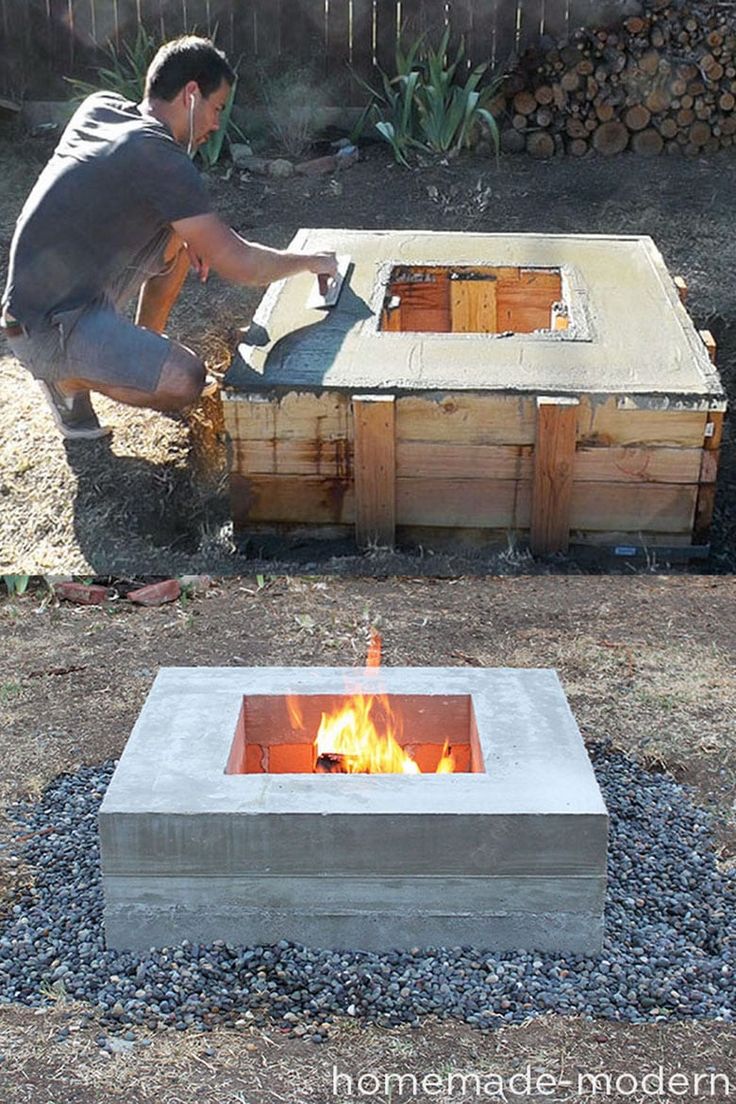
[
  {"left": 268, "top": 743, "right": 315, "bottom": 773},
  {"left": 54, "top": 582, "right": 110, "bottom": 606},
  {"left": 245, "top": 745, "right": 265, "bottom": 774},
  {"left": 128, "top": 580, "right": 181, "bottom": 607}
]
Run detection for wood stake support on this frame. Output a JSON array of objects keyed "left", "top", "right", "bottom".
[
  {"left": 699, "top": 329, "right": 717, "bottom": 363},
  {"left": 530, "top": 396, "right": 580, "bottom": 555},
  {"left": 674, "top": 275, "right": 688, "bottom": 304},
  {"left": 693, "top": 409, "right": 725, "bottom": 545},
  {"left": 353, "top": 395, "right": 396, "bottom": 549}
]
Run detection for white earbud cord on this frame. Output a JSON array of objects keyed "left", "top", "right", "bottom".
[{"left": 187, "top": 94, "right": 196, "bottom": 158}]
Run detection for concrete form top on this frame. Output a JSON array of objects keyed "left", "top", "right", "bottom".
[
  {"left": 100, "top": 666, "right": 607, "bottom": 818},
  {"left": 225, "top": 230, "right": 724, "bottom": 408}
]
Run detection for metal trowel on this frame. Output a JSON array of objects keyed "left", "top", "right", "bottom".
[{"left": 306, "top": 254, "right": 351, "bottom": 310}]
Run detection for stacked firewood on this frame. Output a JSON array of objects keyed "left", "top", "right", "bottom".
[{"left": 498, "top": 0, "right": 736, "bottom": 156}]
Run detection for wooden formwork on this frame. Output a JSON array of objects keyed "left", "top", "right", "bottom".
[{"left": 222, "top": 232, "right": 727, "bottom": 558}]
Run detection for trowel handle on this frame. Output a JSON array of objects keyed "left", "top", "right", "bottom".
[{"left": 318, "top": 272, "right": 331, "bottom": 296}]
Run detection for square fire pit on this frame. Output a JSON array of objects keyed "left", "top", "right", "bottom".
[
  {"left": 222, "top": 230, "right": 726, "bottom": 557},
  {"left": 100, "top": 667, "right": 608, "bottom": 953}
]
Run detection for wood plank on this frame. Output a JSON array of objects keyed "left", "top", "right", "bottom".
[
  {"left": 530, "top": 396, "right": 579, "bottom": 554},
  {"left": 234, "top": 438, "right": 354, "bottom": 476},
  {"left": 396, "top": 478, "right": 531, "bottom": 527},
  {"left": 399, "top": 0, "right": 427, "bottom": 44},
  {"left": 517, "top": 0, "right": 544, "bottom": 55},
  {"left": 324, "top": 0, "right": 348, "bottom": 91},
  {"left": 542, "top": 0, "right": 568, "bottom": 40},
  {"left": 184, "top": 0, "right": 214, "bottom": 36},
  {"left": 704, "top": 409, "right": 724, "bottom": 452},
  {"left": 230, "top": 474, "right": 355, "bottom": 525},
  {"left": 350, "top": 0, "right": 375, "bottom": 91},
  {"left": 490, "top": 0, "right": 517, "bottom": 69},
  {"left": 674, "top": 275, "right": 688, "bottom": 304},
  {"left": 137, "top": 0, "right": 163, "bottom": 42},
  {"left": 692, "top": 485, "right": 716, "bottom": 545},
  {"left": 229, "top": 0, "right": 255, "bottom": 57},
  {"left": 353, "top": 395, "right": 397, "bottom": 548},
  {"left": 568, "top": 0, "right": 594, "bottom": 32},
  {"left": 471, "top": 0, "right": 496, "bottom": 68},
  {"left": 570, "top": 483, "right": 697, "bottom": 534},
  {"left": 27, "top": 0, "right": 53, "bottom": 94},
  {"left": 578, "top": 398, "right": 707, "bottom": 448},
  {"left": 396, "top": 394, "right": 536, "bottom": 446},
  {"left": 375, "top": 0, "right": 399, "bottom": 74},
  {"left": 160, "top": 0, "right": 187, "bottom": 37},
  {"left": 49, "top": 0, "right": 73, "bottom": 74},
  {"left": 397, "top": 442, "right": 532, "bottom": 479},
  {"left": 450, "top": 278, "right": 498, "bottom": 333},
  {"left": 281, "top": 0, "right": 325, "bottom": 71},
  {"left": 223, "top": 391, "right": 353, "bottom": 442},
  {"left": 575, "top": 446, "right": 702, "bottom": 484},
  {"left": 699, "top": 328, "right": 717, "bottom": 364},
  {"left": 114, "top": 0, "right": 140, "bottom": 48},
  {"left": 447, "top": 0, "right": 474, "bottom": 49},
  {"left": 254, "top": 0, "right": 281, "bottom": 61}
]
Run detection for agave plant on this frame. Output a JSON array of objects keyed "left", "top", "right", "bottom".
[
  {"left": 415, "top": 28, "right": 500, "bottom": 155},
  {"left": 64, "top": 24, "right": 244, "bottom": 167}
]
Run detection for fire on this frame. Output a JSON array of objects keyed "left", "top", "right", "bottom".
[{"left": 286, "top": 629, "right": 456, "bottom": 774}]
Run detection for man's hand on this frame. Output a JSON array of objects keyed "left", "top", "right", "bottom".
[
  {"left": 305, "top": 252, "right": 338, "bottom": 297},
  {"left": 184, "top": 241, "right": 210, "bottom": 283}
]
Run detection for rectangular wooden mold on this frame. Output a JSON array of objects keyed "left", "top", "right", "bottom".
[{"left": 223, "top": 232, "right": 727, "bottom": 557}]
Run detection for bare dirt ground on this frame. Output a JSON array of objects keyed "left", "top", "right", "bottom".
[
  {"left": 1, "top": 128, "right": 735, "bottom": 575},
  {"left": 0, "top": 574, "right": 734, "bottom": 1100}
]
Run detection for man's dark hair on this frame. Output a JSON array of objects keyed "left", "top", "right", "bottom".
[{"left": 145, "top": 36, "right": 235, "bottom": 101}]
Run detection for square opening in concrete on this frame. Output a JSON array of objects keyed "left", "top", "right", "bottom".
[
  {"left": 226, "top": 693, "right": 482, "bottom": 774},
  {"left": 379, "top": 265, "right": 565, "bottom": 334},
  {"left": 100, "top": 667, "right": 609, "bottom": 955}
]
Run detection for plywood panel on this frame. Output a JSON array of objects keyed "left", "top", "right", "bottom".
[
  {"left": 396, "top": 395, "right": 537, "bottom": 446},
  {"left": 230, "top": 474, "right": 355, "bottom": 525},
  {"left": 396, "top": 478, "right": 532, "bottom": 527}
]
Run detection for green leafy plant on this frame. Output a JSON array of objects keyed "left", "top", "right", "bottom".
[
  {"left": 360, "top": 26, "right": 501, "bottom": 166},
  {"left": 3, "top": 575, "right": 30, "bottom": 596},
  {"left": 65, "top": 24, "right": 243, "bottom": 167},
  {"left": 65, "top": 23, "right": 156, "bottom": 103}
]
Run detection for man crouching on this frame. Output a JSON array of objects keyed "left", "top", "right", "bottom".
[{"left": 1, "top": 35, "right": 337, "bottom": 439}]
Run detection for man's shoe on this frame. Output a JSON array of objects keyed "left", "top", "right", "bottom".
[{"left": 38, "top": 381, "right": 112, "bottom": 440}]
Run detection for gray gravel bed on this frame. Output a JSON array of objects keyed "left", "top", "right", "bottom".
[{"left": 0, "top": 745, "right": 734, "bottom": 1042}]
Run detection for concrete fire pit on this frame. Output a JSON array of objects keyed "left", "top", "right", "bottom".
[{"left": 100, "top": 667, "right": 608, "bottom": 953}]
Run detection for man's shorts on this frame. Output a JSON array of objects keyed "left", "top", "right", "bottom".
[{"left": 3, "top": 230, "right": 179, "bottom": 393}]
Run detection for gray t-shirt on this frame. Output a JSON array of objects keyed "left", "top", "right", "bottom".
[{"left": 2, "top": 91, "right": 212, "bottom": 326}]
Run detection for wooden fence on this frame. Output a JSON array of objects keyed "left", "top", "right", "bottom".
[{"left": 1, "top": 0, "right": 633, "bottom": 100}]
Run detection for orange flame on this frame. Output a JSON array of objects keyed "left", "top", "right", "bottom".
[
  {"left": 283, "top": 630, "right": 455, "bottom": 774},
  {"left": 366, "top": 627, "right": 382, "bottom": 668}
]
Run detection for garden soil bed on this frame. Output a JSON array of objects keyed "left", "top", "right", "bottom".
[
  {"left": 0, "top": 574, "right": 734, "bottom": 1101},
  {"left": 1, "top": 132, "right": 735, "bottom": 575}
]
